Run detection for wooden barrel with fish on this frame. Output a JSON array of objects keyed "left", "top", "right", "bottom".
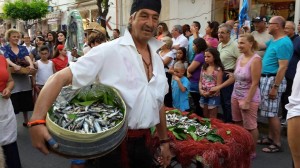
[{"left": 46, "top": 84, "right": 127, "bottom": 159}]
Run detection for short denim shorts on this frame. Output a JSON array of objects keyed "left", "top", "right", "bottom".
[{"left": 199, "top": 96, "right": 220, "bottom": 109}]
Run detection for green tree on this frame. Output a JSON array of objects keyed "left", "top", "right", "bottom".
[
  {"left": 97, "top": 0, "right": 110, "bottom": 29},
  {"left": 3, "top": 0, "right": 49, "bottom": 30}
]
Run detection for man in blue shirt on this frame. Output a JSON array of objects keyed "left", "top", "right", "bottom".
[{"left": 258, "top": 16, "right": 293, "bottom": 153}]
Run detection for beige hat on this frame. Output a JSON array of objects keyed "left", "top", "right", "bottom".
[{"left": 85, "top": 22, "right": 106, "bottom": 34}]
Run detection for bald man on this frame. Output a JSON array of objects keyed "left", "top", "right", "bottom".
[{"left": 258, "top": 16, "right": 293, "bottom": 153}]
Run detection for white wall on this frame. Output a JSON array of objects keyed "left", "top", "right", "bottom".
[
  {"left": 119, "top": 0, "right": 212, "bottom": 36},
  {"left": 167, "top": 0, "right": 212, "bottom": 35}
]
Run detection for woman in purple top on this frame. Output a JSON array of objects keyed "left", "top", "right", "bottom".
[{"left": 187, "top": 38, "right": 207, "bottom": 116}]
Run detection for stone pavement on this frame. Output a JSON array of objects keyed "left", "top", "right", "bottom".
[{"left": 16, "top": 112, "right": 292, "bottom": 168}]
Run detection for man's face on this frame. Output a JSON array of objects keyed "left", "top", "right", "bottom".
[
  {"left": 129, "top": 9, "right": 159, "bottom": 42},
  {"left": 297, "top": 24, "right": 300, "bottom": 33},
  {"left": 284, "top": 22, "right": 295, "bottom": 37},
  {"left": 253, "top": 21, "right": 265, "bottom": 32},
  {"left": 23, "top": 36, "right": 31, "bottom": 44},
  {"left": 47, "top": 33, "right": 53, "bottom": 41},
  {"left": 267, "top": 18, "right": 279, "bottom": 36},
  {"left": 113, "top": 30, "right": 119, "bottom": 38},
  {"left": 218, "top": 27, "right": 230, "bottom": 43},
  {"left": 171, "top": 26, "right": 180, "bottom": 38}
]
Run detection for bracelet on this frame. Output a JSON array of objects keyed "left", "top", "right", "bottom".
[
  {"left": 160, "top": 138, "right": 171, "bottom": 144},
  {"left": 27, "top": 119, "right": 46, "bottom": 127}
]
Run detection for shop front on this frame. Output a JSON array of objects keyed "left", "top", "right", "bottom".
[
  {"left": 211, "top": 0, "right": 298, "bottom": 24},
  {"left": 250, "top": 0, "right": 296, "bottom": 22}
]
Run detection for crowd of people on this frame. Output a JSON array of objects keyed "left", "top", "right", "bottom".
[
  {"left": 1, "top": 0, "right": 300, "bottom": 167},
  {"left": 155, "top": 15, "right": 300, "bottom": 166},
  {"left": 0, "top": 20, "right": 112, "bottom": 168}
]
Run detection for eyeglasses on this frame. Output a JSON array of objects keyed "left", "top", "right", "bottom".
[
  {"left": 218, "top": 31, "right": 229, "bottom": 35},
  {"left": 268, "top": 22, "right": 278, "bottom": 25}
]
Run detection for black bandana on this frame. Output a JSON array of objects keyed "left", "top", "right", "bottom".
[{"left": 130, "top": 0, "right": 161, "bottom": 15}]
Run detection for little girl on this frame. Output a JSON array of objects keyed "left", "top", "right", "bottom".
[
  {"left": 199, "top": 48, "right": 224, "bottom": 118},
  {"left": 168, "top": 47, "right": 187, "bottom": 74},
  {"left": 52, "top": 44, "right": 68, "bottom": 72},
  {"left": 34, "top": 45, "right": 54, "bottom": 89}
]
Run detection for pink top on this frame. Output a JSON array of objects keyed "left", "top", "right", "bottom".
[
  {"left": 232, "top": 54, "right": 261, "bottom": 103},
  {"left": 204, "top": 35, "right": 219, "bottom": 48},
  {"left": 200, "top": 66, "right": 221, "bottom": 96}
]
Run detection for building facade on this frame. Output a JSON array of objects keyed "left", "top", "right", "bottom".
[{"left": 0, "top": 0, "right": 299, "bottom": 37}]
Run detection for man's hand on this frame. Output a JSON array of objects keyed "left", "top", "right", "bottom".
[
  {"left": 29, "top": 124, "right": 57, "bottom": 155},
  {"left": 157, "top": 143, "right": 172, "bottom": 168},
  {"left": 268, "top": 87, "right": 278, "bottom": 100}
]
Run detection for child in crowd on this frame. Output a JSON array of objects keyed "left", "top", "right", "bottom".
[
  {"left": 52, "top": 44, "right": 68, "bottom": 72},
  {"left": 169, "top": 47, "right": 187, "bottom": 74},
  {"left": 172, "top": 62, "right": 190, "bottom": 111},
  {"left": 34, "top": 45, "right": 55, "bottom": 95},
  {"left": 199, "top": 48, "right": 224, "bottom": 118}
]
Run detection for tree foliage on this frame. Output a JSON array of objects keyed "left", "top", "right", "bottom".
[
  {"left": 96, "top": 0, "right": 110, "bottom": 29},
  {"left": 3, "top": 0, "right": 49, "bottom": 21}
]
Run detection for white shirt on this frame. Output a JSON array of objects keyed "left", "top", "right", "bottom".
[
  {"left": 0, "top": 98, "right": 17, "bottom": 145},
  {"left": 172, "top": 34, "right": 188, "bottom": 50},
  {"left": 286, "top": 61, "right": 300, "bottom": 120},
  {"left": 36, "top": 60, "right": 54, "bottom": 85},
  {"left": 69, "top": 29, "right": 168, "bottom": 129},
  {"left": 22, "top": 43, "right": 35, "bottom": 54},
  {"left": 159, "top": 50, "right": 175, "bottom": 72}
]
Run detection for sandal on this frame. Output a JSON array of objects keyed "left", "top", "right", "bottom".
[
  {"left": 262, "top": 144, "right": 283, "bottom": 153},
  {"left": 257, "top": 136, "right": 273, "bottom": 145}
]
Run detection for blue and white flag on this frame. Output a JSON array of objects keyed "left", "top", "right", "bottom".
[{"left": 238, "top": 0, "right": 249, "bottom": 30}]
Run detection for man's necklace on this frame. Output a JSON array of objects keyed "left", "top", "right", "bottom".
[{"left": 138, "top": 50, "right": 152, "bottom": 80}]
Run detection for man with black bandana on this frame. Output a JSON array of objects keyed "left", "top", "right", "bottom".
[{"left": 28, "top": 0, "right": 172, "bottom": 168}]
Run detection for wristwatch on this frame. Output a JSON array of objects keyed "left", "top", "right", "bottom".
[{"left": 272, "top": 84, "right": 279, "bottom": 89}]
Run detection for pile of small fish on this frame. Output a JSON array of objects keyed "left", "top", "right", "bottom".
[
  {"left": 51, "top": 102, "right": 123, "bottom": 134},
  {"left": 166, "top": 113, "right": 211, "bottom": 137}
]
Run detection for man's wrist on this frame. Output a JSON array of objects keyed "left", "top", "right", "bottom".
[
  {"left": 160, "top": 138, "right": 171, "bottom": 144},
  {"left": 27, "top": 119, "right": 46, "bottom": 127},
  {"left": 272, "top": 84, "right": 279, "bottom": 89}
]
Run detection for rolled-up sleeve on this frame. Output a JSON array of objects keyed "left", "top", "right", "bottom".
[
  {"left": 69, "top": 47, "right": 103, "bottom": 89},
  {"left": 286, "top": 62, "right": 300, "bottom": 120}
]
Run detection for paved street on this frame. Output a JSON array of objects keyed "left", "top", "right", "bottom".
[{"left": 16, "top": 112, "right": 292, "bottom": 168}]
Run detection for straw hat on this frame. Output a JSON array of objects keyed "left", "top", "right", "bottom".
[{"left": 85, "top": 22, "right": 106, "bottom": 35}]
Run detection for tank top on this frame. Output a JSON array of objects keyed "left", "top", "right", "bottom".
[
  {"left": 201, "top": 66, "right": 220, "bottom": 92},
  {"left": 36, "top": 60, "right": 54, "bottom": 85},
  {"left": 232, "top": 54, "right": 261, "bottom": 103},
  {"left": 52, "top": 56, "right": 68, "bottom": 72},
  {"left": 0, "top": 56, "right": 9, "bottom": 92}
]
